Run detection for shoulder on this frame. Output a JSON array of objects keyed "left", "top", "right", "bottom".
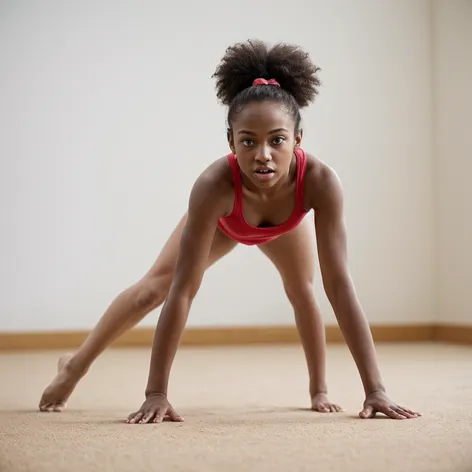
[
  {"left": 303, "top": 152, "right": 344, "bottom": 212},
  {"left": 187, "top": 155, "right": 235, "bottom": 217}
]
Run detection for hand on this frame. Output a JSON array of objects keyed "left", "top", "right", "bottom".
[
  {"left": 359, "top": 391, "right": 421, "bottom": 420},
  {"left": 311, "top": 392, "right": 344, "bottom": 413},
  {"left": 126, "top": 393, "right": 184, "bottom": 424}
]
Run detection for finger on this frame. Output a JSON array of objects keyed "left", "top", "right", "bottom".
[
  {"left": 140, "top": 410, "right": 156, "bottom": 424},
  {"left": 168, "top": 407, "right": 184, "bottom": 422},
  {"left": 399, "top": 406, "right": 421, "bottom": 417},
  {"left": 382, "top": 406, "right": 407, "bottom": 420},
  {"left": 128, "top": 412, "right": 144, "bottom": 424},
  {"left": 153, "top": 407, "right": 167, "bottom": 424},
  {"left": 395, "top": 406, "right": 417, "bottom": 419},
  {"left": 359, "top": 405, "right": 375, "bottom": 419}
]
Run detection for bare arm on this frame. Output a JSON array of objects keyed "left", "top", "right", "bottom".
[
  {"left": 310, "top": 166, "right": 385, "bottom": 395},
  {"left": 144, "top": 172, "right": 228, "bottom": 397},
  {"left": 304, "top": 161, "right": 421, "bottom": 420}
]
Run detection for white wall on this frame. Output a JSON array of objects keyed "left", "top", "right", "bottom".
[
  {"left": 432, "top": 1, "right": 472, "bottom": 326},
  {"left": 0, "top": 0, "right": 434, "bottom": 332}
]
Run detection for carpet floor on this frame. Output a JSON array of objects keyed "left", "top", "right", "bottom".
[{"left": 0, "top": 342, "right": 471, "bottom": 472}]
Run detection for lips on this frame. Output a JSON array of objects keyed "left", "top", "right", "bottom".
[
  {"left": 253, "top": 167, "right": 275, "bottom": 181},
  {"left": 254, "top": 167, "right": 275, "bottom": 174}
]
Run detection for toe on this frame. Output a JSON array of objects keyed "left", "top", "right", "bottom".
[{"left": 316, "top": 403, "right": 330, "bottom": 413}]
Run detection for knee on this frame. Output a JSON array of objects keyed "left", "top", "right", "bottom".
[
  {"left": 133, "top": 273, "right": 172, "bottom": 312},
  {"left": 283, "top": 279, "right": 315, "bottom": 307}
]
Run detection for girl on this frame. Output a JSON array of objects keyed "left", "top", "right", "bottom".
[{"left": 40, "top": 39, "right": 420, "bottom": 423}]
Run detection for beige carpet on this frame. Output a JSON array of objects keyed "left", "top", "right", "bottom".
[{"left": 1, "top": 342, "right": 471, "bottom": 472}]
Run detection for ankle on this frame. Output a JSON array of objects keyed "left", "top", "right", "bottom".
[{"left": 64, "top": 354, "right": 89, "bottom": 378}]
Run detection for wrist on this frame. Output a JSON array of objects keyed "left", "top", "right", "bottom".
[
  {"left": 145, "top": 390, "right": 167, "bottom": 398},
  {"left": 145, "top": 381, "right": 167, "bottom": 398},
  {"left": 364, "top": 383, "right": 386, "bottom": 396}
]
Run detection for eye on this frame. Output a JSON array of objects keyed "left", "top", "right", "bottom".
[
  {"left": 242, "top": 139, "right": 254, "bottom": 146},
  {"left": 273, "top": 136, "right": 286, "bottom": 145}
]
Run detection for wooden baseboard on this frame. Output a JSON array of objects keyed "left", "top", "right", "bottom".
[
  {"left": 0, "top": 323, "right": 444, "bottom": 351},
  {"left": 434, "top": 324, "right": 472, "bottom": 345}
]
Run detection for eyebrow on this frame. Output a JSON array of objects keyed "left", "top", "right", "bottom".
[{"left": 237, "top": 128, "right": 289, "bottom": 135}]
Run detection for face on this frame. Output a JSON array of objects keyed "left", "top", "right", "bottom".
[{"left": 228, "top": 101, "right": 302, "bottom": 190}]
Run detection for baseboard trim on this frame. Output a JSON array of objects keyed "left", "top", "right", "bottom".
[
  {"left": 0, "top": 323, "right": 448, "bottom": 351},
  {"left": 434, "top": 324, "right": 472, "bottom": 345}
]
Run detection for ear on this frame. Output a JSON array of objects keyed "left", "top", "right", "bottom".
[
  {"left": 227, "top": 128, "right": 236, "bottom": 154},
  {"left": 294, "top": 129, "right": 303, "bottom": 149}
]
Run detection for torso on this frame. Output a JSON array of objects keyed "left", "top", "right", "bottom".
[{"left": 216, "top": 148, "right": 312, "bottom": 246}]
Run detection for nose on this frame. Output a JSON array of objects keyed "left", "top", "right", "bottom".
[{"left": 255, "top": 146, "right": 272, "bottom": 163}]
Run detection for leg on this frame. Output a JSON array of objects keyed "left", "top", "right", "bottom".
[
  {"left": 258, "top": 217, "right": 342, "bottom": 412},
  {"left": 39, "top": 214, "right": 237, "bottom": 411}
]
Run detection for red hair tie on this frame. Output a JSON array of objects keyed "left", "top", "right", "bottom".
[{"left": 252, "top": 78, "right": 280, "bottom": 87}]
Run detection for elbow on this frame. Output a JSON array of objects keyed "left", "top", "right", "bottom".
[
  {"left": 160, "top": 267, "right": 205, "bottom": 320},
  {"left": 180, "top": 279, "right": 202, "bottom": 303},
  {"left": 166, "top": 279, "right": 200, "bottom": 309},
  {"left": 158, "top": 291, "right": 194, "bottom": 330}
]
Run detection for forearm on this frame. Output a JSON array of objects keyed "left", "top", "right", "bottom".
[
  {"left": 329, "top": 280, "right": 385, "bottom": 394},
  {"left": 145, "top": 293, "right": 192, "bottom": 397}
]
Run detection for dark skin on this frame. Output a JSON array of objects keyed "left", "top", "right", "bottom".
[{"left": 127, "top": 101, "right": 421, "bottom": 424}]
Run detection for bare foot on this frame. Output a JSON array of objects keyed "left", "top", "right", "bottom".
[
  {"left": 39, "top": 353, "right": 84, "bottom": 412},
  {"left": 311, "top": 393, "right": 344, "bottom": 413}
]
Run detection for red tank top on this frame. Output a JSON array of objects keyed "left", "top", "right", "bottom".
[{"left": 217, "top": 148, "right": 309, "bottom": 246}]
